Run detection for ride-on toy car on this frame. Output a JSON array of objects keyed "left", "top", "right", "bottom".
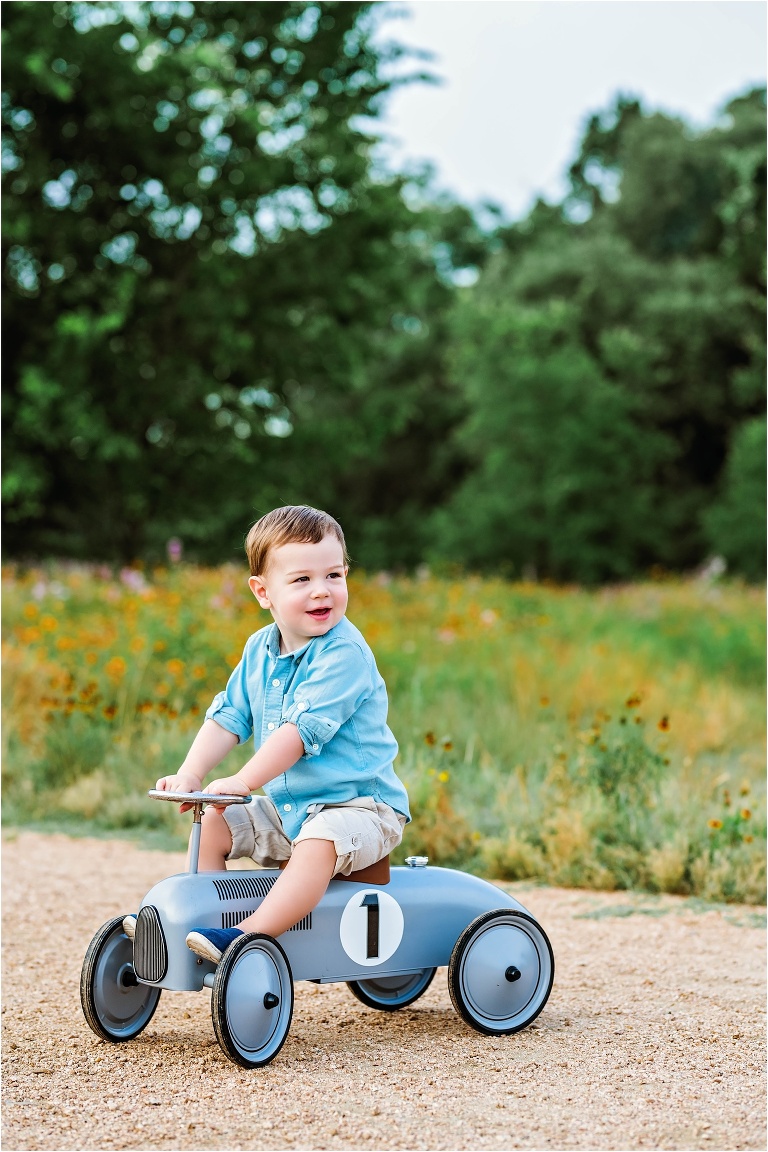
[{"left": 81, "top": 791, "right": 555, "bottom": 1068}]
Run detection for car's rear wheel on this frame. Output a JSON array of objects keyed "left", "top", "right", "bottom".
[{"left": 448, "top": 910, "right": 554, "bottom": 1035}]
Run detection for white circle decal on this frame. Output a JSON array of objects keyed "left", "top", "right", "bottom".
[{"left": 339, "top": 889, "right": 404, "bottom": 966}]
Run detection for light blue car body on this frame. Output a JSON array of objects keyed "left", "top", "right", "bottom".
[{"left": 133, "top": 864, "right": 526, "bottom": 990}]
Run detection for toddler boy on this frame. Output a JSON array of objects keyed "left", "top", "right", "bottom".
[{"left": 149, "top": 505, "right": 410, "bottom": 964}]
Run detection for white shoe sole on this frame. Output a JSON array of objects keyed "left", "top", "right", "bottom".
[
  {"left": 123, "top": 915, "right": 137, "bottom": 940},
  {"left": 185, "top": 932, "right": 223, "bottom": 964}
]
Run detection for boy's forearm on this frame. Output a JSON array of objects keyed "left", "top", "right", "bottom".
[
  {"left": 180, "top": 719, "right": 240, "bottom": 783},
  {"left": 235, "top": 723, "right": 305, "bottom": 792}
]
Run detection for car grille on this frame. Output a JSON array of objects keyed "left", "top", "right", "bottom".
[{"left": 133, "top": 906, "right": 168, "bottom": 983}]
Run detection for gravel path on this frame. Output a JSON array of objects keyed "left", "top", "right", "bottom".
[{"left": 2, "top": 831, "right": 765, "bottom": 1152}]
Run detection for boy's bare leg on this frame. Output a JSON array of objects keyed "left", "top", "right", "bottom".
[
  {"left": 190, "top": 806, "right": 233, "bottom": 871},
  {"left": 237, "top": 838, "right": 337, "bottom": 938}
]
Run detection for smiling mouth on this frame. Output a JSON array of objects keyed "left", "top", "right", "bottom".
[{"left": 308, "top": 608, "right": 331, "bottom": 618}]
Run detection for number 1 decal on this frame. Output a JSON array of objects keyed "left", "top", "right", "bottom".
[
  {"left": 361, "top": 893, "right": 380, "bottom": 958},
  {"left": 339, "top": 889, "right": 404, "bottom": 966}
]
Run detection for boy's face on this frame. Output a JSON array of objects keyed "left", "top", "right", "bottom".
[{"left": 249, "top": 534, "right": 348, "bottom": 653}]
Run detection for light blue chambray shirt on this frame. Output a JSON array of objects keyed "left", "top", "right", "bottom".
[{"left": 205, "top": 615, "right": 410, "bottom": 840}]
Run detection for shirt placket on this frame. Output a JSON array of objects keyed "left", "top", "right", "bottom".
[{"left": 263, "top": 653, "right": 297, "bottom": 821}]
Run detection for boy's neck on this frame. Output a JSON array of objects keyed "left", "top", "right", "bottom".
[
  {"left": 277, "top": 631, "right": 308, "bottom": 656},
  {"left": 276, "top": 618, "right": 343, "bottom": 656}
]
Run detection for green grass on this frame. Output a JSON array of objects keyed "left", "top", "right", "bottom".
[{"left": 2, "top": 564, "right": 765, "bottom": 902}]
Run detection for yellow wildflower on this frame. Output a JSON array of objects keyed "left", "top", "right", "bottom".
[{"left": 708, "top": 818, "right": 723, "bottom": 830}]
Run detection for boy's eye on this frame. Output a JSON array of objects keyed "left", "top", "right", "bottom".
[
  {"left": 293, "top": 576, "right": 309, "bottom": 583},
  {"left": 328, "top": 571, "right": 343, "bottom": 579}
]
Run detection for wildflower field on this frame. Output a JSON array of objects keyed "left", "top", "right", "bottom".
[{"left": 2, "top": 564, "right": 765, "bottom": 903}]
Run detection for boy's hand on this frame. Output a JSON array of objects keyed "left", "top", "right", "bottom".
[
  {"left": 155, "top": 770, "right": 204, "bottom": 793},
  {"left": 155, "top": 770, "right": 204, "bottom": 812},
  {"left": 204, "top": 774, "right": 251, "bottom": 810}
]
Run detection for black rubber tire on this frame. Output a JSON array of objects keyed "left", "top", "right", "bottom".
[
  {"left": 211, "top": 933, "right": 294, "bottom": 1068},
  {"left": 80, "top": 916, "right": 162, "bottom": 1042},
  {"left": 448, "top": 909, "right": 554, "bottom": 1036},
  {"left": 346, "top": 967, "right": 437, "bottom": 1010}
]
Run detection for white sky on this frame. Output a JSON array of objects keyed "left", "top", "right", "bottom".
[{"left": 373, "top": 0, "right": 767, "bottom": 219}]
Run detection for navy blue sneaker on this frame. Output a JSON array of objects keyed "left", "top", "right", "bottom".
[{"left": 186, "top": 927, "right": 244, "bottom": 964}]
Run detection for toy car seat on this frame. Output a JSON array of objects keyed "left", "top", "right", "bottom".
[{"left": 278, "top": 854, "right": 390, "bottom": 884}]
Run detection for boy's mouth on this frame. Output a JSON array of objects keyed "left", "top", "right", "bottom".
[{"left": 308, "top": 607, "right": 331, "bottom": 619}]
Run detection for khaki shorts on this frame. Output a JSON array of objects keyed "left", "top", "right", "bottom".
[{"left": 223, "top": 795, "right": 406, "bottom": 878}]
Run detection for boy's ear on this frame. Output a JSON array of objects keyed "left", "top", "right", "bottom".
[{"left": 248, "top": 574, "right": 271, "bottom": 608}]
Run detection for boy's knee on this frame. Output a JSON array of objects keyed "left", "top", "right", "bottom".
[{"left": 201, "top": 805, "right": 233, "bottom": 848}]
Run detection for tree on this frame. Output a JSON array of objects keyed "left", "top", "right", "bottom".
[
  {"left": 3, "top": 1, "right": 486, "bottom": 564},
  {"left": 703, "top": 416, "right": 766, "bottom": 581},
  {"left": 433, "top": 91, "right": 766, "bottom": 579},
  {"left": 430, "top": 297, "right": 667, "bottom": 583}
]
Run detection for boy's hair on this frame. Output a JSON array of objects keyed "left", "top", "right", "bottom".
[{"left": 245, "top": 505, "right": 348, "bottom": 576}]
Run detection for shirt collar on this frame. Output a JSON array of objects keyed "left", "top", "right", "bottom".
[{"left": 266, "top": 623, "right": 312, "bottom": 662}]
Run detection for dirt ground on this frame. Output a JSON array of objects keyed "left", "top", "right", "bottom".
[{"left": 1, "top": 830, "right": 765, "bottom": 1152}]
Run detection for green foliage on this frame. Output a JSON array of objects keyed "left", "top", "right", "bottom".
[
  {"left": 394, "top": 754, "right": 480, "bottom": 871},
  {"left": 2, "top": 3, "right": 765, "bottom": 582},
  {"left": 3, "top": 565, "right": 764, "bottom": 901},
  {"left": 431, "top": 88, "right": 766, "bottom": 580},
  {"left": 704, "top": 416, "right": 766, "bottom": 581},
  {"left": 569, "top": 710, "right": 667, "bottom": 850},
  {"left": 3, "top": 1, "right": 484, "bottom": 565},
  {"left": 429, "top": 296, "right": 668, "bottom": 582}
]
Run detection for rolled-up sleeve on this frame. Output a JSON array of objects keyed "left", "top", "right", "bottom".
[
  {"left": 281, "top": 641, "right": 372, "bottom": 757},
  {"left": 204, "top": 650, "right": 254, "bottom": 744}
]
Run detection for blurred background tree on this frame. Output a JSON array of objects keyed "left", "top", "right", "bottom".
[
  {"left": 3, "top": 2, "right": 765, "bottom": 580},
  {"left": 3, "top": 0, "right": 486, "bottom": 566},
  {"left": 432, "top": 87, "right": 766, "bottom": 581}
]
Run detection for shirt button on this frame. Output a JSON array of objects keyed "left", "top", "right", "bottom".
[
  {"left": 283, "top": 804, "right": 292, "bottom": 812},
  {"left": 267, "top": 722, "right": 275, "bottom": 731},
  {"left": 272, "top": 679, "right": 280, "bottom": 687},
  {"left": 312, "top": 743, "right": 319, "bottom": 751}
]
